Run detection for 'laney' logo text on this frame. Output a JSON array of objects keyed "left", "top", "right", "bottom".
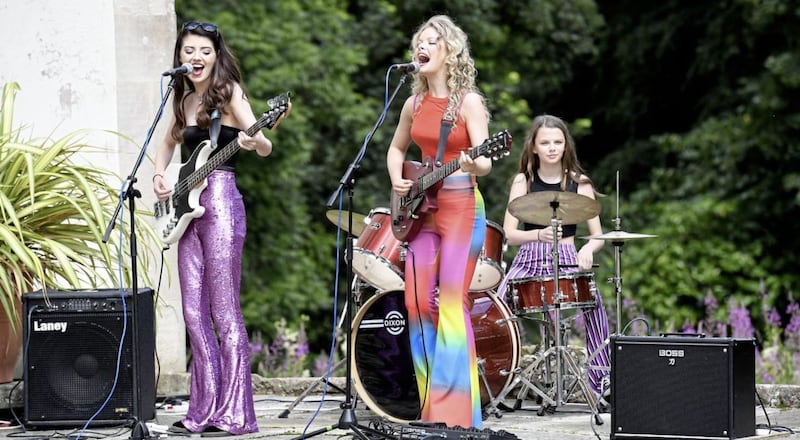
[{"left": 33, "top": 321, "right": 68, "bottom": 333}]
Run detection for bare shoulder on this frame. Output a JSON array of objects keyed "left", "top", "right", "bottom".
[
  {"left": 461, "top": 91, "right": 485, "bottom": 108},
  {"left": 230, "top": 82, "right": 246, "bottom": 100}
]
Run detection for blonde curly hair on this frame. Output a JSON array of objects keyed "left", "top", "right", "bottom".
[{"left": 409, "top": 15, "right": 490, "bottom": 127}]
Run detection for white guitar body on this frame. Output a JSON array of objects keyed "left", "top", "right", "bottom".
[{"left": 153, "top": 141, "right": 213, "bottom": 246}]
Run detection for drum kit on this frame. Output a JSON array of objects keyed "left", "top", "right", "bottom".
[{"left": 306, "top": 179, "right": 655, "bottom": 423}]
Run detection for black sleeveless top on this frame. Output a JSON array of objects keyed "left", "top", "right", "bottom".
[
  {"left": 521, "top": 172, "right": 578, "bottom": 238},
  {"left": 182, "top": 125, "right": 241, "bottom": 171}
]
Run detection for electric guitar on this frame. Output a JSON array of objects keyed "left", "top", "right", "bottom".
[
  {"left": 390, "top": 130, "right": 512, "bottom": 242},
  {"left": 154, "top": 93, "right": 291, "bottom": 246}
]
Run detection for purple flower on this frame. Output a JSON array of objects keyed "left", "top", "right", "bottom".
[
  {"left": 704, "top": 291, "right": 718, "bottom": 314},
  {"left": 767, "top": 308, "right": 782, "bottom": 327},
  {"left": 728, "top": 300, "right": 754, "bottom": 339}
]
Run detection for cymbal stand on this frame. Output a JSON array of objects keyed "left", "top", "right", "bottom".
[
  {"left": 609, "top": 171, "right": 625, "bottom": 334},
  {"left": 536, "top": 201, "right": 602, "bottom": 422},
  {"left": 548, "top": 203, "right": 565, "bottom": 408},
  {"left": 609, "top": 216, "right": 625, "bottom": 334}
]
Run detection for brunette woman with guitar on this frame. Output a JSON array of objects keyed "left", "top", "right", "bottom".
[
  {"left": 386, "top": 15, "right": 495, "bottom": 429},
  {"left": 153, "top": 21, "right": 273, "bottom": 437}
]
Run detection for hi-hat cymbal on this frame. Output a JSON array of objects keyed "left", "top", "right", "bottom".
[
  {"left": 508, "top": 191, "right": 601, "bottom": 225},
  {"left": 581, "top": 230, "right": 657, "bottom": 241},
  {"left": 325, "top": 210, "right": 368, "bottom": 237}
]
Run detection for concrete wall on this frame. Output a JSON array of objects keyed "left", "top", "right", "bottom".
[{"left": 0, "top": 0, "right": 185, "bottom": 374}]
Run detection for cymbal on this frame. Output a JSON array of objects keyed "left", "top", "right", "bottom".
[
  {"left": 508, "top": 191, "right": 601, "bottom": 225},
  {"left": 325, "top": 210, "right": 367, "bottom": 237},
  {"left": 581, "top": 230, "right": 657, "bottom": 241}
]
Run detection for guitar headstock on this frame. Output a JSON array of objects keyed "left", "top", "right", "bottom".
[
  {"left": 481, "top": 130, "right": 512, "bottom": 160},
  {"left": 262, "top": 92, "right": 292, "bottom": 130}
]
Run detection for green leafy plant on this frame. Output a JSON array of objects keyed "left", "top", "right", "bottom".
[{"left": 0, "top": 81, "right": 156, "bottom": 331}]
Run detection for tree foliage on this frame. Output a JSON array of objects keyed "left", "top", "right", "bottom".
[{"left": 174, "top": 0, "right": 800, "bottom": 352}]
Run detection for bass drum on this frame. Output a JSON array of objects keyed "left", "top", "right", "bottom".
[{"left": 351, "top": 290, "right": 520, "bottom": 423}]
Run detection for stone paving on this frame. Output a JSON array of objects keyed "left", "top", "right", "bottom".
[{"left": 2, "top": 376, "right": 800, "bottom": 439}]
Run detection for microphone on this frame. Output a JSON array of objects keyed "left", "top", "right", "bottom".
[
  {"left": 161, "top": 63, "right": 193, "bottom": 77},
  {"left": 392, "top": 62, "right": 420, "bottom": 74}
]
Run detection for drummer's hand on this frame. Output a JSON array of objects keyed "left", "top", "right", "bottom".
[
  {"left": 538, "top": 225, "right": 562, "bottom": 243},
  {"left": 577, "top": 247, "right": 594, "bottom": 271},
  {"left": 392, "top": 178, "right": 413, "bottom": 197}
]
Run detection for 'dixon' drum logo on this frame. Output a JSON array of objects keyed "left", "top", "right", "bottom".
[
  {"left": 382, "top": 311, "right": 406, "bottom": 335},
  {"left": 360, "top": 310, "right": 406, "bottom": 336}
]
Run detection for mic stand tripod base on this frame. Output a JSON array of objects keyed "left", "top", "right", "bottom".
[
  {"left": 278, "top": 358, "right": 347, "bottom": 418},
  {"left": 130, "top": 419, "right": 156, "bottom": 440}
]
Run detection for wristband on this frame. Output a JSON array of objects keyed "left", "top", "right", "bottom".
[{"left": 152, "top": 173, "right": 164, "bottom": 182}]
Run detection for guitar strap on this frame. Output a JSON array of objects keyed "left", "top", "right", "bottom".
[
  {"left": 435, "top": 116, "right": 453, "bottom": 167},
  {"left": 209, "top": 109, "right": 221, "bottom": 150},
  {"left": 434, "top": 96, "right": 465, "bottom": 167}
]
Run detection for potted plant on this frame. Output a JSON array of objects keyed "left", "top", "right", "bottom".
[{"left": 0, "top": 81, "right": 156, "bottom": 383}]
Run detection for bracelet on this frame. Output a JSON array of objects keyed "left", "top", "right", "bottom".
[
  {"left": 537, "top": 230, "right": 541, "bottom": 241},
  {"left": 152, "top": 173, "right": 164, "bottom": 182}
]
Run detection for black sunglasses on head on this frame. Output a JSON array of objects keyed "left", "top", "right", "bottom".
[{"left": 183, "top": 21, "right": 218, "bottom": 34}]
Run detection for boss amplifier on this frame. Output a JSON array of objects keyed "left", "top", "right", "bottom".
[{"left": 611, "top": 335, "right": 755, "bottom": 440}]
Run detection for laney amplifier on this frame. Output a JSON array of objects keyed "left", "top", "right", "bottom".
[
  {"left": 23, "top": 288, "right": 156, "bottom": 427},
  {"left": 611, "top": 335, "right": 755, "bottom": 440}
]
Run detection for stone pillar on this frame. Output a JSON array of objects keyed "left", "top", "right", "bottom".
[{"left": 0, "top": 0, "right": 186, "bottom": 375}]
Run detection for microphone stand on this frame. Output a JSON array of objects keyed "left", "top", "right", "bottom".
[
  {"left": 295, "top": 69, "right": 410, "bottom": 440},
  {"left": 102, "top": 74, "right": 177, "bottom": 440}
]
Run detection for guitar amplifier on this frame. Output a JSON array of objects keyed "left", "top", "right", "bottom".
[
  {"left": 23, "top": 288, "right": 156, "bottom": 427},
  {"left": 610, "top": 335, "right": 755, "bottom": 440}
]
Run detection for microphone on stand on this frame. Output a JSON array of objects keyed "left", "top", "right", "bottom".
[
  {"left": 161, "top": 62, "right": 193, "bottom": 77},
  {"left": 392, "top": 62, "right": 420, "bottom": 74}
]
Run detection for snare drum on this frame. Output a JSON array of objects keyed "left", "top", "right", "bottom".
[
  {"left": 469, "top": 220, "right": 506, "bottom": 292},
  {"left": 351, "top": 290, "right": 520, "bottom": 423},
  {"left": 508, "top": 271, "right": 597, "bottom": 315},
  {"left": 352, "top": 208, "right": 405, "bottom": 291}
]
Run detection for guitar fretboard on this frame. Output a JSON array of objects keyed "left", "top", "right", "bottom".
[
  {"left": 174, "top": 104, "right": 287, "bottom": 197},
  {"left": 418, "top": 131, "right": 509, "bottom": 192}
]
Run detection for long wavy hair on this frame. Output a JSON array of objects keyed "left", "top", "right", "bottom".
[
  {"left": 409, "top": 15, "right": 490, "bottom": 128},
  {"left": 169, "top": 22, "right": 243, "bottom": 143},
  {"left": 518, "top": 114, "right": 594, "bottom": 191}
]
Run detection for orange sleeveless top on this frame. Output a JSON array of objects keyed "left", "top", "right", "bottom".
[{"left": 410, "top": 95, "right": 472, "bottom": 162}]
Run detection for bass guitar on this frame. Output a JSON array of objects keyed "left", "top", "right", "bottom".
[
  {"left": 390, "top": 130, "right": 512, "bottom": 242},
  {"left": 154, "top": 93, "right": 291, "bottom": 246}
]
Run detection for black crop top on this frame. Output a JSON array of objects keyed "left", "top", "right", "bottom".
[
  {"left": 182, "top": 125, "right": 241, "bottom": 171},
  {"left": 521, "top": 172, "right": 579, "bottom": 238}
]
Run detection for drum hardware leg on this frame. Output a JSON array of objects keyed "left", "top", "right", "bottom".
[
  {"left": 282, "top": 275, "right": 366, "bottom": 419},
  {"left": 477, "top": 358, "right": 511, "bottom": 418},
  {"left": 521, "top": 345, "right": 602, "bottom": 424},
  {"left": 511, "top": 351, "right": 557, "bottom": 410},
  {"left": 484, "top": 353, "right": 555, "bottom": 415},
  {"left": 278, "top": 358, "right": 348, "bottom": 418}
]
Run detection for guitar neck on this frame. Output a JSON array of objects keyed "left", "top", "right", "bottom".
[
  {"left": 190, "top": 118, "right": 273, "bottom": 186},
  {"left": 419, "top": 147, "right": 483, "bottom": 192}
]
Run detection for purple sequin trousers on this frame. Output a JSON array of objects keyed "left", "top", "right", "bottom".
[{"left": 177, "top": 171, "right": 258, "bottom": 434}]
